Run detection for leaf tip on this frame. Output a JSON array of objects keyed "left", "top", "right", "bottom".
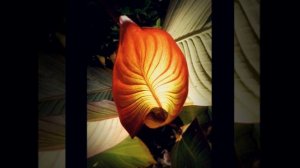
[{"left": 119, "top": 15, "right": 134, "bottom": 26}]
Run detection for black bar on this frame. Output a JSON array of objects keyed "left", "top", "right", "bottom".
[
  {"left": 66, "top": 0, "right": 87, "bottom": 167},
  {"left": 212, "top": 0, "right": 235, "bottom": 167},
  {"left": 260, "top": 1, "right": 300, "bottom": 167}
]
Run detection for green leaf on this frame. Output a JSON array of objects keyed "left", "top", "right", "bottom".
[
  {"left": 87, "top": 100, "right": 118, "bottom": 121},
  {"left": 154, "top": 18, "right": 161, "bottom": 28},
  {"left": 87, "top": 66, "right": 113, "bottom": 102},
  {"left": 88, "top": 137, "right": 156, "bottom": 168},
  {"left": 171, "top": 119, "right": 211, "bottom": 168},
  {"left": 39, "top": 98, "right": 65, "bottom": 117},
  {"left": 39, "top": 53, "right": 66, "bottom": 168},
  {"left": 87, "top": 88, "right": 113, "bottom": 102},
  {"left": 179, "top": 105, "right": 208, "bottom": 125}
]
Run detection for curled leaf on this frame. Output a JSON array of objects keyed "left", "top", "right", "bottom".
[{"left": 113, "top": 15, "right": 189, "bottom": 137}]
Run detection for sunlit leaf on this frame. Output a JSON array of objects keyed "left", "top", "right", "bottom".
[
  {"left": 88, "top": 137, "right": 156, "bottom": 168},
  {"left": 87, "top": 118, "right": 129, "bottom": 158},
  {"left": 163, "top": 0, "right": 212, "bottom": 106},
  {"left": 163, "top": 0, "right": 211, "bottom": 40},
  {"left": 113, "top": 15, "right": 189, "bottom": 137},
  {"left": 171, "top": 119, "right": 211, "bottom": 168},
  {"left": 39, "top": 101, "right": 131, "bottom": 167},
  {"left": 87, "top": 101, "right": 156, "bottom": 167},
  {"left": 87, "top": 101, "right": 129, "bottom": 157}
]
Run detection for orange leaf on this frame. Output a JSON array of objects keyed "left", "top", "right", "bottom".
[{"left": 113, "top": 16, "right": 189, "bottom": 137}]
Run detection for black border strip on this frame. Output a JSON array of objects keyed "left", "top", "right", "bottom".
[
  {"left": 212, "top": 0, "right": 235, "bottom": 167},
  {"left": 260, "top": 1, "right": 297, "bottom": 167},
  {"left": 66, "top": 0, "right": 87, "bottom": 167}
]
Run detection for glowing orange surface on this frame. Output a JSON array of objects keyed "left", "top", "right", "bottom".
[{"left": 113, "top": 16, "right": 189, "bottom": 137}]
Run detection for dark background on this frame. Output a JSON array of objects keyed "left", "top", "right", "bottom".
[{"left": 37, "top": 0, "right": 170, "bottom": 68}]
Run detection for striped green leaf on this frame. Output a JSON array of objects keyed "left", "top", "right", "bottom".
[
  {"left": 163, "top": 0, "right": 212, "bottom": 106},
  {"left": 87, "top": 67, "right": 113, "bottom": 102}
]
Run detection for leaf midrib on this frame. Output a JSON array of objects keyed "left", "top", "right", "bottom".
[{"left": 142, "top": 75, "right": 162, "bottom": 108}]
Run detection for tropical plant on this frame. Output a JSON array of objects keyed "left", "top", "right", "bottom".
[{"left": 39, "top": 0, "right": 214, "bottom": 167}]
